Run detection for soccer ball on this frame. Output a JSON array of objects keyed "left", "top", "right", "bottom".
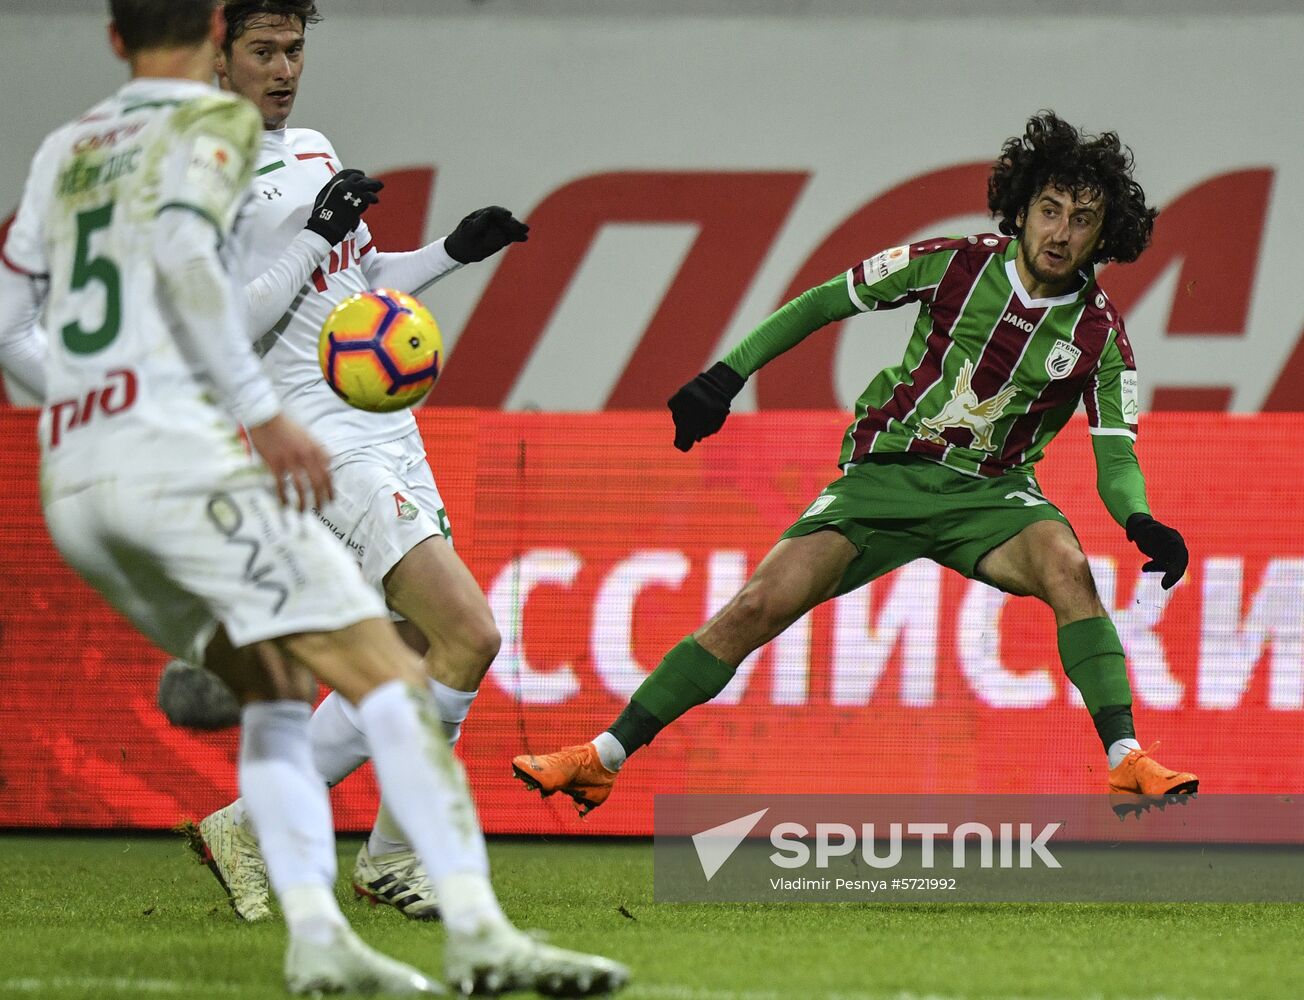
[{"left": 318, "top": 289, "right": 442, "bottom": 413}]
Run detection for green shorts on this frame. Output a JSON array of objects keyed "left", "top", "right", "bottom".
[{"left": 781, "top": 455, "right": 1070, "bottom": 595}]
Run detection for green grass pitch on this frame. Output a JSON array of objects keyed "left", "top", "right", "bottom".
[{"left": 0, "top": 834, "right": 1300, "bottom": 999}]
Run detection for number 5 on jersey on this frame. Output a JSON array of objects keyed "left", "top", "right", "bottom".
[{"left": 63, "top": 202, "right": 121, "bottom": 354}]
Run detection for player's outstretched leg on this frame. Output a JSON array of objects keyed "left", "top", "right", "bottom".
[
  {"left": 514, "top": 531, "right": 857, "bottom": 815},
  {"left": 979, "top": 521, "right": 1198, "bottom": 815},
  {"left": 512, "top": 633, "right": 739, "bottom": 816}
]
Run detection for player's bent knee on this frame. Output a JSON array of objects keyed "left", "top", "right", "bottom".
[
  {"left": 466, "top": 616, "right": 501, "bottom": 668},
  {"left": 1038, "top": 546, "right": 1099, "bottom": 607},
  {"left": 725, "top": 582, "right": 798, "bottom": 640}
]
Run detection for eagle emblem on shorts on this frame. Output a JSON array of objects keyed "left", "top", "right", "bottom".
[
  {"left": 393, "top": 491, "right": 420, "bottom": 521},
  {"left": 917, "top": 360, "right": 1018, "bottom": 453}
]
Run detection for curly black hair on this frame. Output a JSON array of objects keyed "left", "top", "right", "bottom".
[
  {"left": 222, "top": 0, "right": 321, "bottom": 49},
  {"left": 987, "top": 111, "right": 1157, "bottom": 265}
]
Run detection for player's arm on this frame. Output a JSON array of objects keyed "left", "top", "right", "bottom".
[
  {"left": 0, "top": 269, "right": 49, "bottom": 401},
  {"left": 244, "top": 168, "right": 383, "bottom": 336},
  {"left": 359, "top": 206, "right": 529, "bottom": 296},
  {"left": 1087, "top": 329, "right": 1187, "bottom": 589},
  {"left": 156, "top": 99, "right": 330, "bottom": 509},
  {"left": 0, "top": 135, "right": 59, "bottom": 400},
  {"left": 669, "top": 244, "right": 951, "bottom": 451}
]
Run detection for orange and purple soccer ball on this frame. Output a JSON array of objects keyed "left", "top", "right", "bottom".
[{"left": 318, "top": 289, "right": 442, "bottom": 413}]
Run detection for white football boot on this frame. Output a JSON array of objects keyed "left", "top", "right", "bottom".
[
  {"left": 285, "top": 923, "right": 445, "bottom": 996},
  {"left": 353, "top": 843, "right": 441, "bottom": 920},
  {"left": 184, "top": 802, "right": 271, "bottom": 921},
  {"left": 444, "top": 922, "right": 629, "bottom": 997}
]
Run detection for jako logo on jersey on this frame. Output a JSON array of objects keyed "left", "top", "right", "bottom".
[
  {"left": 1045, "top": 342, "right": 1083, "bottom": 380},
  {"left": 918, "top": 360, "right": 1018, "bottom": 453},
  {"left": 46, "top": 368, "right": 138, "bottom": 448},
  {"left": 1001, "top": 311, "right": 1036, "bottom": 334},
  {"left": 394, "top": 492, "right": 420, "bottom": 521}
]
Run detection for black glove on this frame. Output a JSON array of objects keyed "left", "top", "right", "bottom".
[
  {"left": 304, "top": 168, "right": 384, "bottom": 245},
  {"left": 444, "top": 205, "right": 530, "bottom": 264},
  {"left": 668, "top": 362, "right": 746, "bottom": 452},
  {"left": 1126, "top": 513, "right": 1189, "bottom": 590}
]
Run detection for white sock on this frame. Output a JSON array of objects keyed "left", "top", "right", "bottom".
[
  {"left": 1107, "top": 737, "right": 1143, "bottom": 769},
  {"left": 356, "top": 680, "right": 507, "bottom": 935},
  {"left": 592, "top": 731, "right": 627, "bottom": 772},
  {"left": 230, "top": 797, "right": 250, "bottom": 830},
  {"left": 365, "top": 682, "right": 480, "bottom": 855},
  {"left": 430, "top": 678, "right": 478, "bottom": 745},
  {"left": 367, "top": 805, "right": 408, "bottom": 857},
  {"left": 309, "top": 689, "right": 370, "bottom": 786},
  {"left": 238, "top": 701, "right": 342, "bottom": 939}
]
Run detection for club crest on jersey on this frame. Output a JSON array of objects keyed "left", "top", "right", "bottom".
[
  {"left": 1045, "top": 341, "right": 1082, "bottom": 380},
  {"left": 393, "top": 492, "right": 420, "bottom": 521},
  {"left": 917, "top": 360, "right": 1018, "bottom": 453}
]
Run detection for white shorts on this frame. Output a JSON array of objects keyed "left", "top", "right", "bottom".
[
  {"left": 43, "top": 464, "right": 388, "bottom": 663},
  {"left": 313, "top": 429, "right": 451, "bottom": 602}
]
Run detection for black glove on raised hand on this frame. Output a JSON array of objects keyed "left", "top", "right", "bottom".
[
  {"left": 444, "top": 206, "right": 530, "bottom": 264},
  {"left": 304, "top": 168, "right": 384, "bottom": 245},
  {"left": 1126, "top": 513, "right": 1189, "bottom": 590},
  {"left": 668, "top": 362, "right": 746, "bottom": 452}
]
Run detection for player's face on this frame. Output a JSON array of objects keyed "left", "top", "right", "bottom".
[
  {"left": 217, "top": 16, "right": 306, "bottom": 129},
  {"left": 1015, "top": 185, "right": 1105, "bottom": 296}
]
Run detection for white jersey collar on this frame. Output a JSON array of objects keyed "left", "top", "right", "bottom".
[
  {"left": 1004, "top": 257, "right": 1090, "bottom": 309},
  {"left": 117, "top": 77, "right": 219, "bottom": 102}
]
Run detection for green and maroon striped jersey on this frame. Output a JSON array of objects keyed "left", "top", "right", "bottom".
[{"left": 834, "top": 235, "right": 1136, "bottom": 477}]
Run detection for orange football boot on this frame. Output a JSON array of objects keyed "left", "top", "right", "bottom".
[
  {"left": 511, "top": 743, "right": 618, "bottom": 817},
  {"left": 1107, "top": 743, "right": 1199, "bottom": 817}
]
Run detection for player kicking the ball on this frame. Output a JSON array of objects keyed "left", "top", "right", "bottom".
[
  {"left": 155, "top": 0, "right": 529, "bottom": 923},
  {"left": 513, "top": 111, "right": 1199, "bottom": 816},
  {"left": 0, "top": 2, "right": 624, "bottom": 995}
]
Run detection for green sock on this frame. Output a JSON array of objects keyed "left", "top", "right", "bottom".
[
  {"left": 607, "top": 636, "right": 737, "bottom": 756},
  {"left": 1058, "top": 617, "right": 1136, "bottom": 751}
]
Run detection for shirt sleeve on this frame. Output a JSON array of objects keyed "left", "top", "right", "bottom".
[
  {"left": 722, "top": 244, "right": 955, "bottom": 378},
  {"left": 0, "top": 132, "right": 61, "bottom": 398},
  {"left": 360, "top": 222, "right": 463, "bottom": 296},
  {"left": 159, "top": 95, "right": 262, "bottom": 237},
  {"left": 243, "top": 228, "right": 332, "bottom": 337},
  {"left": 155, "top": 97, "right": 280, "bottom": 428},
  {"left": 0, "top": 265, "right": 48, "bottom": 399},
  {"left": 1091, "top": 432, "right": 1150, "bottom": 528},
  {"left": 1085, "top": 321, "right": 1148, "bottom": 526},
  {"left": 2, "top": 133, "right": 58, "bottom": 278},
  {"left": 1084, "top": 322, "right": 1140, "bottom": 440},
  {"left": 846, "top": 242, "right": 958, "bottom": 314}
]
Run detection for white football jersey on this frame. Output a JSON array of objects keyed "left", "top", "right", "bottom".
[
  {"left": 241, "top": 128, "right": 415, "bottom": 453},
  {"left": 4, "top": 79, "right": 272, "bottom": 488}
]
